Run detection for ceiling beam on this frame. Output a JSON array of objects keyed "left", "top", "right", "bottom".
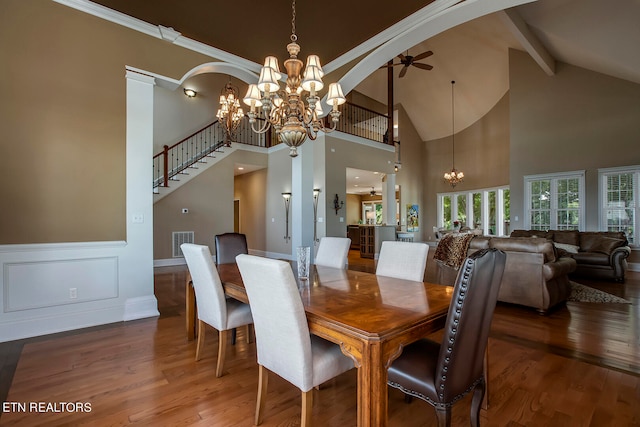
[{"left": 499, "top": 8, "right": 555, "bottom": 76}]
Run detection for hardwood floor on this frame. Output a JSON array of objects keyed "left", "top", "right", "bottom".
[{"left": 1, "top": 250, "right": 639, "bottom": 426}]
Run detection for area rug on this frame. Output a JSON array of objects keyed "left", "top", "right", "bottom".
[{"left": 568, "top": 281, "right": 631, "bottom": 304}]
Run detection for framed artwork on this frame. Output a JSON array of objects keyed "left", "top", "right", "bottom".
[{"left": 407, "top": 204, "right": 419, "bottom": 232}]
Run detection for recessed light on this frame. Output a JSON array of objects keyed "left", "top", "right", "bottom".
[
  {"left": 183, "top": 88, "right": 197, "bottom": 98},
  {"left": 238, "top": 167, "right": 244, "bottom": 170}
]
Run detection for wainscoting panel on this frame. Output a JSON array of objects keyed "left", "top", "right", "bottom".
[{"left": 4, "top": 257, "right": 119, "bottom": 312}]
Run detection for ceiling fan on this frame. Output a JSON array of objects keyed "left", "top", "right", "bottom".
[
  {"left": 369, "top": 187, "right": 378, "bottom": 197},
  {"left": 382, "top": 50, "right": 434, "bottom": 78}
]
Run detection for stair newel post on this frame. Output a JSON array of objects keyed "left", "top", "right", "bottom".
[{"left": 162, "top": 145, "right": 169, "bottom": 187}]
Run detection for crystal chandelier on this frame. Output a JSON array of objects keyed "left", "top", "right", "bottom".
[
  {"left": 243, "top": 0, "right": 346, "bottom": 157},
  {"left": 444, "top": 80, "right": 464, "bottom": 187},
  {"left": 216, "top": 82, "right": 244, "bottom": 146}
]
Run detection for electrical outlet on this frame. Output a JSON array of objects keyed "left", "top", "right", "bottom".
[{"left": 69, "top": 288, "right": 77, "bottom": 299}]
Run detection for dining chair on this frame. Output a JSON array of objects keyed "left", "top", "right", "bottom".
[
  {"left": 387, "top": 248, "right": 506, "bottom": 427},
  {"left": 214, "top": 232, "right": 248, "bottom": 264},
  {"left": 376, "top": 241, "right": 429, "bottom": 282},
  {"left": 214, "top": 232, "right": 249, "bottom": 344},
  {"left": 181, "top": 243, "right": 253, "bottom": 377},
  {"left": 235, "top": 254, "right": 355, "bottom": 426},
  {"left": 314, "top": 237, "right": 351, "bottom": 269}
]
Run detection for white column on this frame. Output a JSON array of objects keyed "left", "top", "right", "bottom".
[
  {"left": 383, "top": 173, "right": 397, "bottom": 226},
  {"left": 123, "top": 70, "right": 159, "bottom": 320},
  {"left": 291, "top": 142, "right": 316, "bottom": 259}
]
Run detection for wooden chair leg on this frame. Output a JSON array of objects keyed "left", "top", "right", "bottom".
[
  {"left": 255, "top": 365, "right": 269, "bottom": 426},
  {"left": 470, "top": 380, "right": 486, "bottom": 427},
  {"left": 195, "top": 320, "right": 206, "bottom": 361},
  {"left": 435, "top": 406, "right": 451, "bottom": 427},
  {"left": 245, "top": 324, "right": 253, "bottom": 343},
  {"left": 301, "top": 389, "right": 313, "bottom": 427},
  {"left": 216, "top": 329, "right": 230, "bottom": 378}
]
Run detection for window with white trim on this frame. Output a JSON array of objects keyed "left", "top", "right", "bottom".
[
  {"left": 437, "top": 186, "right": 510, "bottom": 236},
  {"left": 599, "top": 166, "right": 638, "bottom": 246},
  {"left": 524, "top": 171, "right": 585, "bottom": 231}
]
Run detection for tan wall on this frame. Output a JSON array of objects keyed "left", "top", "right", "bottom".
[
  {"left": 0, "top": 0, "right": 212, "bottom": 244},
  {"left": 395, "top": 104, "right": 427, "bottom": 238},
  {"left": 153, "top": 150, "right": 267, "bottom": 259},
  {"left": 423, "top": 92, "right": 510, "bottom": 241},
  {"left": 508, "top": 49, "right": 640, "bottom": 231},
  {"left": 234, "top": 168, "right": 268, "bottom": 252},
  {"left": 345, "top": 194, "right": 362, "bottom": 225},
  {"left": 323, "top": 138, "right": 395, "bottom": 237}
]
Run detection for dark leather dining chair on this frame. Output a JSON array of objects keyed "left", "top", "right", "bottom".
[
  {"left": 387, "top": 248, "right": 506, "bottom": 427},
  {"left": 214, "top": 232, "right": 249, "bottom": 344},
  {"left": 215, "top": 232, "right": 248, "bottom": 265}
]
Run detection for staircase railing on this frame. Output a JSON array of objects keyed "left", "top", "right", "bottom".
[
  {"left": 153, "top": 102, "right": 391, "bottom": 191},
  {"left": 153, "top": 116, "right": 270, "bottom": 190}
]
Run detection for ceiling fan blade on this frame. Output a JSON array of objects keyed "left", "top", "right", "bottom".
[
  {"left": 412, "top": 63, "right": 434, "bottom": 71},
  {"left": 412, "top": 50, "right": 433, "bottom": 61},
  {"left": 397, "top": 53, "right": 406, "bottom": 61},
  {"left": 399, "top": 66, "right": 408, "bottom": 78}
]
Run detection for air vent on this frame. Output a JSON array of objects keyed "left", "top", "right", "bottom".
[{"left": 172, "top": 231, "right": 194, "bottom": 257}]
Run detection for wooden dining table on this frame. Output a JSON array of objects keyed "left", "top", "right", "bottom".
[{"left": 185, "top": 263, "right": 453, "bottom": 427}]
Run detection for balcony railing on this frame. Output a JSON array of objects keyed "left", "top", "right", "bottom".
[
  {"left": 334, "top": 102, "right": 392, "bottom": 145},
  {"left": 153, "top": 102, "right": 391, "bottom": 191}
]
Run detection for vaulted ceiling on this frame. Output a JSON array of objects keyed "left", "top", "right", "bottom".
[{"left": 91, "top": 0, "right": 640, "bottom": 143}]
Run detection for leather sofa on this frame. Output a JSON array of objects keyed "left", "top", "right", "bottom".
[
  {"left": 510, "top": 230, "right": 630, "bottom": 282},
  {"left": 435, "top": 236, "right": 577, "bottom": 314}
]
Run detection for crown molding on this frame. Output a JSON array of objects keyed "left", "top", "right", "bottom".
[{"left": 53, "top": 0, "right": 260, "bottom": 73}]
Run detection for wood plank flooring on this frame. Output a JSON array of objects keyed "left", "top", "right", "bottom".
[{"left": 1, "top": 250, "right": 639, "bottom": 426}]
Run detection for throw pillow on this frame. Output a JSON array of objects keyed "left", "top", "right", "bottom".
[
  {"left": 553, "top": 242, "right": 579, "bottom": 254},
  {"left": 591, "top": 237, "right": 625, "bottom": 255}
]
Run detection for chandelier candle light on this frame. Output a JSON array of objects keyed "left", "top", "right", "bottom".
[
  {"left": 243, "top": 0, "right": 346, "bottom": 157},
  {"left": 444, "top": 80, "right": 464, "bottom": 187},
  {"left": 216, "top": 82, "right": 244, "bottom": 146}
]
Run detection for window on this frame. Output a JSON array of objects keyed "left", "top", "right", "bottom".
[
  {"left": 599, "top": 166, "right": 639, "bottom": 246},
  {"left": 437, "top": 186, "right": 510, "bottom": 236},
  {"left": 525, "top": 171, "right": 584, "bottom": 231}
]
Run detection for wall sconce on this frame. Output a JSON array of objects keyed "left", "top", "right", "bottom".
[
  {"left": 313, "top": 188, "right": 321, "bottom": 242},
  {"left": 282, "top": 192, "right": 292, "bottom": 242},
  {"left": 333, "top": 194, "right": 344, "bottom": 215},
  {"left": 183, "top": 88, "right": 197, "bottom": 98}
]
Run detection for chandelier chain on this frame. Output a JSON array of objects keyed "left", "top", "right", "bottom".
[{"left": 291, "top": 0, "right": 297, "bottom": 42}]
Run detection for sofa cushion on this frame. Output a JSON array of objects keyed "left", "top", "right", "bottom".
[
  {"left": 489, "top": 237, "right": 556, "bottom": 263},
  {"left": 580, "top": 233, "right": 627, "bottom": 253},
  {"left": 572, "top": 252, "right": 611, "bottom": 266},
  {"left": 551, "top": 230, "right": 580, "bottom": 246},
  {"left": 511, "top": 229, "right": 553, "bottom": 239},
  {"left": 590, "top": 237, "right": 626, "bottom": 255},
  {"left": 553, "top": 242, "right": 579, "bottom": 254},
  {"left": 469, "top": 236, "right": 490, "bottom": 250}
]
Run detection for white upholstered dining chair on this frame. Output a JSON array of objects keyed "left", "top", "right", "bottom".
[
  {"left": 235, "top": 254, "right": 355, "bottom": 426},
  {"left": 376, "top": 241, "right": 429, "bottom": 282},
  {"left": 314, "top": 237, "right": 351, "bottom": 269},
  {"left": 181, "top": 243, "right": 253, "bottom": 377}
]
